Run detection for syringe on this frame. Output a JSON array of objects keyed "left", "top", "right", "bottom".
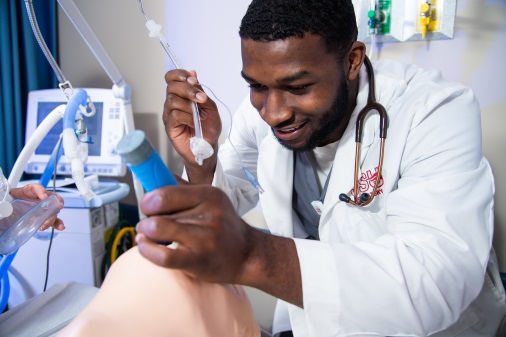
[{"left": 139, "top": 1, "right": 214, "bottom": 166}]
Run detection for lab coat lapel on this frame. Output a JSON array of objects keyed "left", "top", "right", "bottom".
[
  {"left": 321, "top": 113, "right": 358, "bottom": 217},
  {"left": 257, "top": 135, "right": 294, "bottom": 237}
]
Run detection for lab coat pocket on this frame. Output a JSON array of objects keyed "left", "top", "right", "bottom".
[{"left": 346, "top": 206, "right": 388, "bottom": 243}]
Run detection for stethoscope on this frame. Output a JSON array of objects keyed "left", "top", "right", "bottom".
[{"left": 338, "top": 56, "right": 388, "bottom": 207}]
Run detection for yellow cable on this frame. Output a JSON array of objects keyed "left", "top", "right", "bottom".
[{"left": 110, "top": 227, "right": 137, "bottom": 265}]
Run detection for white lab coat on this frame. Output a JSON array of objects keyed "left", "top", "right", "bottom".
[{"left": 212, "top": 60, "right": 506, "bottom": 336}]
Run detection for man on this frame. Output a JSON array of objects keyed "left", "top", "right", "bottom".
[{"left": 137, "top": 0, "right": 505, "bottom": 335}]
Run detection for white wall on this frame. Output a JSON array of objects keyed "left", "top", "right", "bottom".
[{"left": 59, "top": 0, "right": 506, "bottom": 269}]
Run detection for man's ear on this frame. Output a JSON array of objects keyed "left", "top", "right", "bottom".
[{"left": 345, "top": 41, "right": 366, "bottom": 81}]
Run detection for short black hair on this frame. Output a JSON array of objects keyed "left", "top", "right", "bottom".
[{"left": 239, "top": 0, "right": 358, "bottom": 58}]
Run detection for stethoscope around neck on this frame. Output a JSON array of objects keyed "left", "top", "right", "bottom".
[{"left": 338, "top": 56, "right": 388, "bottom": 207}]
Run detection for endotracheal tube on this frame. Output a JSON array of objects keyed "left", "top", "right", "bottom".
[
  {"left": 137, "top": 0, "right": 264, "bottom": 193},
  {"left": 139, "top": 1, "right": 213, "bottom": 166}
]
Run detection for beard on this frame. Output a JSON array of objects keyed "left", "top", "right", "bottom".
[{"left": 273, "top": 76, "right": 350, "bottom": 152}]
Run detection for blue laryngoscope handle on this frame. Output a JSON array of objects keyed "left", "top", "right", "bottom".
[
  {"left": 129, "top": 151, "right": 178, "bottom": 192},
  {"left": 123, "top": 141, "right": 178, "bottom": 246},
  {"left": 117, "top": 130, "right": 178, "bottom": 192}
]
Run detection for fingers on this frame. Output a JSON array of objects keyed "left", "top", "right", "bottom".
[
  {"left": 10, "top": 184, "right": 47, "bottom": 200},
  {"left": 9, "top": 184, "right": 66, "bottom": 232},
  {"left": 164, "top": 68, "right": 197, "bottom": 86},
  {"left": 29, "top": 184, "right": 48, "bottom": 200},
  {"left": 163, "top": 69, "right": 210, "bottom": 141},
  {"left": 135, "top": 233, "right": 194, "bottom": 270},
  {"left": 135, "top": 215, "right": 208, "bottom": 270},
  {"left": 174, "top": 175, "right": 191, "bottom": 185},
  {"left": 53, "top": 218, "right": 65, "bottom": 231},
  {"left": 47, "top": 191, "right": 65, "bottom": 209},
  {"left": 165, "top": 69, "right": 208, "bottom": 105},
  {"left": 140, "top": 184, "right": 223, "bottom": 216},
  {"left": 163, "top": 98, "right": 196, "bottom": 131},
  {"left": 9, "top": 184, "right": 64, "bottom": 209},
  {"left": 39, "top": 216, "right": 65, "bottom": 231}
]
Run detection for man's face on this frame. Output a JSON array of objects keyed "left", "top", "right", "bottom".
[{"left": 241, "top": 34, "right": 352, "bottom": 151}]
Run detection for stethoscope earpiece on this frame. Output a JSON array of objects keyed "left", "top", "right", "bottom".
[
  {"left": 338, "top": 193, "right": 370, "bottom": 205},
  {"left": 339, "top": 193, "right": 351, "bottom": 203},
  {"left": 360, "top": 193, "right": 370, "bottom": 203}
]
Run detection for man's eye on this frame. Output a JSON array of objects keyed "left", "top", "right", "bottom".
[
  {"left": 248, "top": 83, "right": 267, "bottom": 90},
  {"left": 287, "top": 85, "right": 310, "bottom": 92}
]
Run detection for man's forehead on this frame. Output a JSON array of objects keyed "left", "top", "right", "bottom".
[
  {"left": 240, "top": 35, "right": 339, "bottom": 80},
  {"left": 240, "top": 33, "right": 327, "bottom": 51}
]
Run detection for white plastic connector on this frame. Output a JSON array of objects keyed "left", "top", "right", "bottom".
[
  {"left": 62, "top": 128, "right": 95, "bottom": 201},
  {"left": 112, "top": 83, "right": 131, "bottom": 101},
  {"left": 190, "top": 137, "right": 214, "bottom": 166},
  {"left": 79, "top": 97, "right": 96, "bottom": 118},
  {"left": 145, "top": 19, "right": 162, "bottom": 38},
  {"left": 72, "top": 168, "right": 95, "bottom": 201}
]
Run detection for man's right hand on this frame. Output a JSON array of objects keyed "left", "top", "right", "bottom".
[
  {"left": 136, "top": 183, "right": 304, "bottom": 308},
  {"left": 163, "top": 69, "right": 222, "bottom": 184}
]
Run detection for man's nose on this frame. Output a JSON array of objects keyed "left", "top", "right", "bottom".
[{"left": 259, "top": 90, "right": 291, "bottom": 127}]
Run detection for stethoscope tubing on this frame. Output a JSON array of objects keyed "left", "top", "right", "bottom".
[{"left": 341, "top": 55, "right": 388, "bottom": 207}]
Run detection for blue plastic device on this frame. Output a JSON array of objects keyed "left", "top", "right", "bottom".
[{"left": 116, "top": 130, "right": 177, "bottom": 191}]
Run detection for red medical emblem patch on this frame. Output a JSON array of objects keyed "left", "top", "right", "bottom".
[{"left": 350, "top": 166, "right": 384, "bottom": 197}]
